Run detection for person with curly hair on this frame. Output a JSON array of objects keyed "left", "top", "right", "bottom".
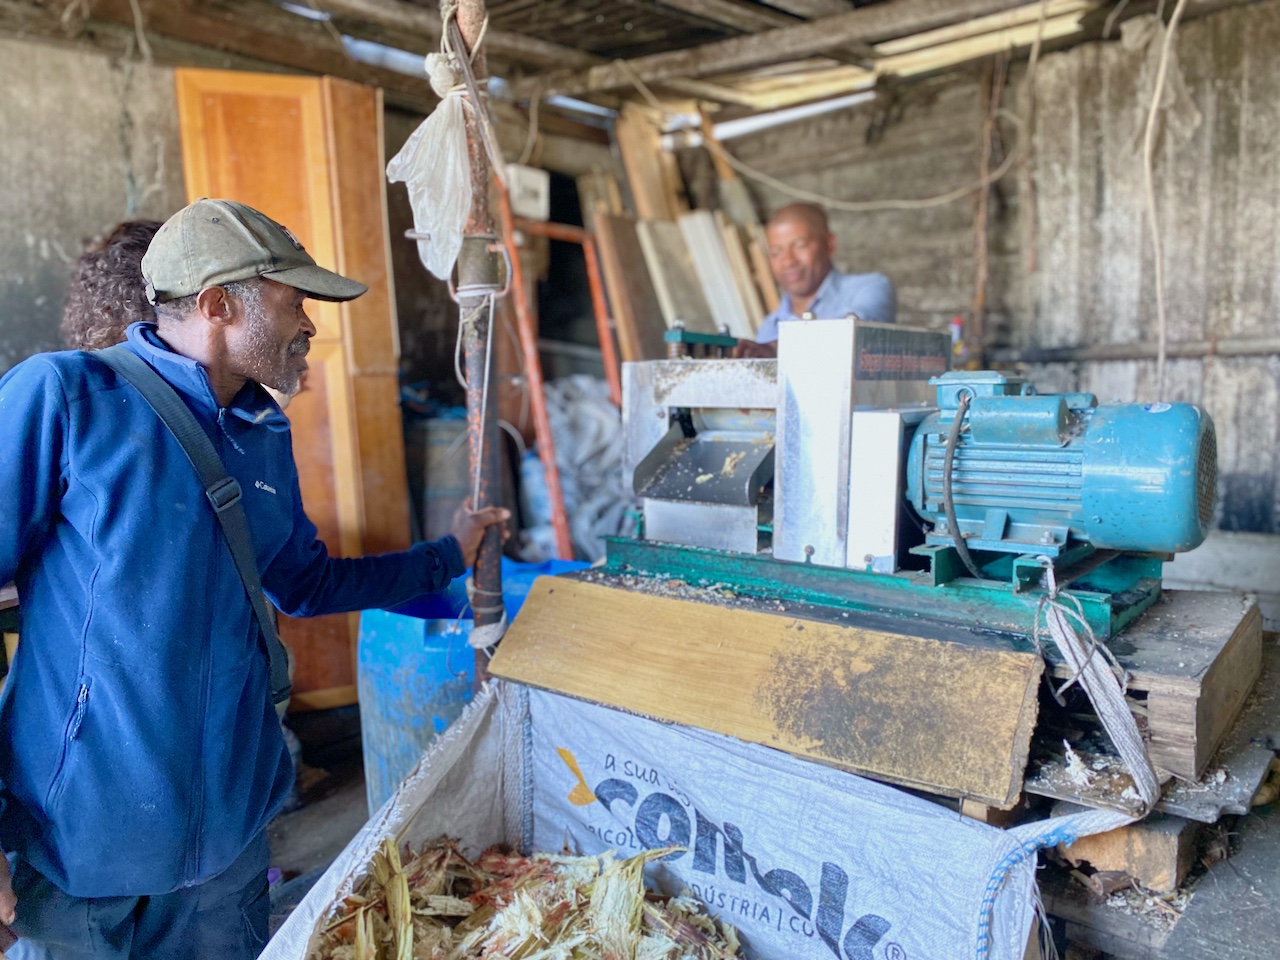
[
  {"left": 60, "top": 219, "right": 308, "bottom": 408},
  {"left": 59, "top": 220, "right": 162, "bottom": 351}
]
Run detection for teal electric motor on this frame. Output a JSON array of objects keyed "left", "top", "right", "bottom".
[{"left": 905, "top": 372, "right": 1217, "bottom": 557}]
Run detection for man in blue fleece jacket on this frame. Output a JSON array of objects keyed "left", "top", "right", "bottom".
[{"left": 0, "top": 199, "right": 509, "bottom": 959}]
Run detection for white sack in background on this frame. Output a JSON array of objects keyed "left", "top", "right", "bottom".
[{"left": 520, "top": 374, "right": 637, "bottom": 562}]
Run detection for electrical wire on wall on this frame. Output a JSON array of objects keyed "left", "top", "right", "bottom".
[
  {"left": 696, "top": 0, "right": 1051, "bottom": 215},
  {"left": 1142, "top": 0, "right": 1192, "bottom": 400}
]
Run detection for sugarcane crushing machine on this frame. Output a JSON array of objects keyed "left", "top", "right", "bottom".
[{"left": 615, "top": 317, "right": 1216, "bottom": 639}]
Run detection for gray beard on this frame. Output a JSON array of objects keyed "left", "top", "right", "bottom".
[{"left": 238, "top": 285, "right": 308, "bottom": 395}]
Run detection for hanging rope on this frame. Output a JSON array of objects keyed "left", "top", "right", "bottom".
[
  {"left": 440, "top": 1, "right": 508, "bottom": 189},
  {"left": 1142, "top": 0, "right": 1192, "bottom": 400},
  {"left": 704, "top": 111, "right": 1027, "bottom": 213},
  {"left": 518, "top": 91, "right": 542, "bottom": 166},
  {"left": 695, "top": 0, "right": 1050, "bottom": 214}
]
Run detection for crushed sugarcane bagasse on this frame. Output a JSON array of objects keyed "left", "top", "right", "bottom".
[{"left": 310, "top": 838, "right": 742, "bottom": 960}]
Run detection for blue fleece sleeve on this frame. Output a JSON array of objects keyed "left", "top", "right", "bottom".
[
  {"left": 260, "top": 465, "right": 465, "bottom": 618},
  {"left": 0, "top": 358, "right": 68, "bottom": 591},
  {"left": 0, "top": 358, "right": 68, "bottom": 830}
]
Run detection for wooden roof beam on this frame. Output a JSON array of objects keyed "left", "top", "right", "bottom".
[
  {"left": 306, "top": 0, "right": 756, "bottom": 104},
  {"left": 758, "top": 0, "right": 853, "bottom": 16},
  {"left": 656, "top": 0, "right": 878, "bottom": 67},
  {"left": 656, "top": 0, "right": 799, "bottom": 32},
  {"left": 308, "top": 0, "right": 600, "bottom": 69},
  {"left": 511, "top": 0, "right": 1031, "bottom": 100},
  {"left": 88, "top": 0, "right": 440, "bottom": 108}
]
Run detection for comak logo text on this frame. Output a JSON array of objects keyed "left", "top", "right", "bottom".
[{"left": 556, "top": 748, "right": 902, "bottom": 960}]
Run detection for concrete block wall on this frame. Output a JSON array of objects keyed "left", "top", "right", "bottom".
[{"left": 0, "top": 37, "right": 186, "bottom": 374}]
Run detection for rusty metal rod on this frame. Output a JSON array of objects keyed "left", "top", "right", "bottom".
[
  {"left": 457, "top": 0, "right": 501, "bottom": 683},
  {"left": 513, "top": 217, "right": 587, "bottom": 244}
]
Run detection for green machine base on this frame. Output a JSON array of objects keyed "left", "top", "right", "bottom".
[{"left": 602, "top": 536, "right": 1165, "bottom": 642}]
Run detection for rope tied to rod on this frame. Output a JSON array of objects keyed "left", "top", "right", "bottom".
[
  {"left": 434, "top": 0, "right": 506, "bottom": 189},
  {"left": 465, "top": 576, "right": 508, "bottom": 651}
]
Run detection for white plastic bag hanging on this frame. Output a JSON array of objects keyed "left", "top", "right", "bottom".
[{"left": 386, "top": 53, "right": 473, "bottom": 280}]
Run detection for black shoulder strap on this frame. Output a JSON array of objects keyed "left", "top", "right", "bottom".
[{"left": 96, "top": 344, "right": 291, "bottom": 707}]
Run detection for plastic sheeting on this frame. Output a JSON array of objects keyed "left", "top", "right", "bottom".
[
  {"left": 386, "top": 83, "right": 471, "bottom": 280},
  {"left": 520, "top": 375, "right": 637, "bottom": 562}
]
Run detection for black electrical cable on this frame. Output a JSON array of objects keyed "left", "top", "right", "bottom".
[{"left": 942, "top": 392, "right": 988, "bottom": 580}]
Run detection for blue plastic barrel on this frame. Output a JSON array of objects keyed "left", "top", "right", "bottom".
[
  {"left": 356, "top": 611, "right": 474, "bottom": 815},
  {"left": 358, "top": 558, "right": 590, "bottom": 814}
]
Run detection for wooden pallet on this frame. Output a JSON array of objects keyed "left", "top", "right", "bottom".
[{"left": 1046, "top": 591, "right": 1262, "bottom": 782}]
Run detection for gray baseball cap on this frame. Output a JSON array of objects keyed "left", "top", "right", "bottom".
[{"left": 141, "top": 198, "right": 368, "bottom": 304}]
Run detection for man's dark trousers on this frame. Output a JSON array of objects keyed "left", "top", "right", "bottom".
[{"left": 6, "top": 833, "right": 268, "bottom": 960}]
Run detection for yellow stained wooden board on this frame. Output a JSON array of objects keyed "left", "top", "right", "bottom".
[{"left": 490, "top": 578, "right": 1044, "bottom": 806}]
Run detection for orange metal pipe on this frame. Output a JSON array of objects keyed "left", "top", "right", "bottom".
[
  {"left": 498, "top": 190, "right": 575, "bottom": 560},
  {"left": 580, "top": 237, "right": 623, "bottom": 407},
  {"left": 514, "top": 217, "right": 587, "bottom": 244},
  {"left": 511, "top": 216, "right": 622, "bottom": 406}
]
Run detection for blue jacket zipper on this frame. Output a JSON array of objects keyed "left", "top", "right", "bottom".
[
  {"left": 46, "top": 680, "right": 91, "bottom": 808},
  {"left": 68, "top": 682, "right": 89, "bottom": 739}
]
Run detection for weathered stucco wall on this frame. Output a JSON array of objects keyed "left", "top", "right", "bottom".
[
  {"left": 732, "top": 71, "right": 1020, "bottom": 335},
  {"left": 0, "top": 37, "right": 186, "bottom": 375},
  {"left": 732, "top": 1, "right": 1280, "bottom": 533},
  {"left": 1028, "top": 2, "right": 1280, "bottom": 533}
]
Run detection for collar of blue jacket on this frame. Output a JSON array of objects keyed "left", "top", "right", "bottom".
[
  {"left": 125, "top": 321, "right": 292, "bottom": 431},
  {"left": 0, "top": 331, "right": 464, "bottom": 898}
]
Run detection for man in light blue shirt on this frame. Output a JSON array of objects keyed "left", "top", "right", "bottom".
[{"left": 736, "top": 203, "right": 896, "bottom": 358}]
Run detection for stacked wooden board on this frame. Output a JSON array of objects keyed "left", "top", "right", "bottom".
[
  {"left": 591, "top": 212, "right": 668, "bottom": 363},
  {"left": 677, "top": 210, "right": 761, "bottom": 340},
  {"left": 636, "top": 219, "right": 716, "bottom": 335},
  {"left": 588, "top": 113, "right": 777, "bottom": 361},
  {"left": 1038, "top": 632, "right": 1280, "bottom": 958},
  {"left": 591, "top": 211, "right": 774, "bottom": 359}
]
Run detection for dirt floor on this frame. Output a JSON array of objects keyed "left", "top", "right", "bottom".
[
  {"left": 266, "top": 753, "right": 369, "bottom": 935},
  {"left": 268, "top": 760, "right": 368, "bottom": 878}
]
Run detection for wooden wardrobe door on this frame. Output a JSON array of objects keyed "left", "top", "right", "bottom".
[{"left": 175, "top": 69, "right": 411, "bottom": 709}]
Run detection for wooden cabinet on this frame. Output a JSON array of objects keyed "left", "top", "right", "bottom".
[{"left": 175, "top": 69, "right": 410, "bottom": 710}]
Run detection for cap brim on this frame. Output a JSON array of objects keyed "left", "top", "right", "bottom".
[{"left": 263, "top": 263, "right": 368, "bottom": 302}]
